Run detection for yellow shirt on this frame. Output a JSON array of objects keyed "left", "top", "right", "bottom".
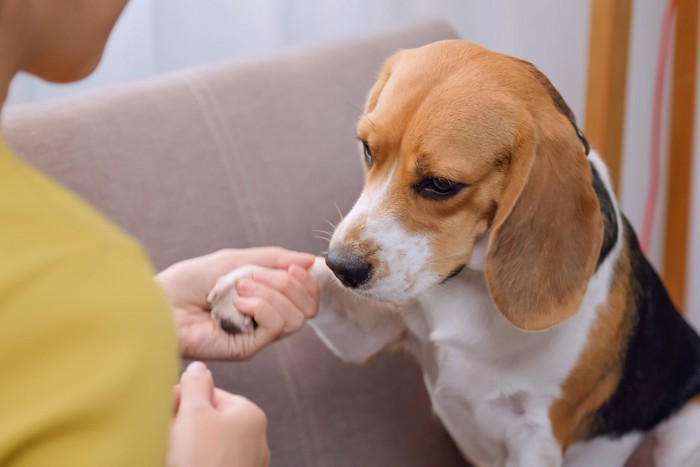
[{"left": 0, "top": 138, "right": 178, "bottom": 466}]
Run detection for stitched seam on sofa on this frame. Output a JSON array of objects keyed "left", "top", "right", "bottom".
[{"left": 175, "top": 71, "right": 263, "bottom": 246}]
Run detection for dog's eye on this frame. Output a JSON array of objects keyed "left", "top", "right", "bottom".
[
  {"left": 362, "top": 142, "right": 373, "bottom": 169},
  {"left": 414, "top": 177, "right": 466, "bottom": 200}
]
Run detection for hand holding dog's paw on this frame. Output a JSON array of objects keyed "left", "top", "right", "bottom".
[
  {"left": 156, "top": 247, "right": 317, "bottom": 361},
  {"left": 208, "top": 265, "right": 259, "bottom": 335},
  {"left": 206, "top": 263, "right": 319, "bottom": 359}
]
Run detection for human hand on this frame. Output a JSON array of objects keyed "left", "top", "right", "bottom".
[
  {"left": 156, "top": 247, "right": 319, "bottom": 360},
  {"left": 167, "top": 361, "right": 270, "bottom": 467}
]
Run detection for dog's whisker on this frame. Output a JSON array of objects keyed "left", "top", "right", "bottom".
[
  {"left": 335, "top": 100, "right": 376, "bottom": 132},
  {"left": 334, "top": 204, "right": 345, "bottom": 222},
  {"left": 313, "top": 235, "right": 332, "bottom": 242},
  {"left": 323, "top": 219, "right": 338, "bottom": 231},
  {"left": 358, "top": 110, "right": 377, "bottom": 132},
  {"left": 312, "top": 229, "right": 333, "bottom": 236},
  {"left": 426, "top": 252, "right": 468, "bottom": 264}
]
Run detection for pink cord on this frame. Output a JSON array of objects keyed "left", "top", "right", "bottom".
[{"left": 640, "top": 0, "right": 677, "bottom": 252}]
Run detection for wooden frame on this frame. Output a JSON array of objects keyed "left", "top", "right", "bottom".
[
  {"left": 584, "top": 0, "right": 633, "bottom": 195},
  {"left": 663, "top": 0, "right": 698, "bottom": 310},
  {"left": 586, "top": 0, "right": 698, "bottom": 310}
]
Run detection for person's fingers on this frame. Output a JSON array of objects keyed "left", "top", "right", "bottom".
[
  {"left": 178, "top": 361, "right": 215, "bottom": 409},
  {"left": 212, "top": 388, "right": 251, "bottom": 411},
  {"left": 215, "top": 247, "right": 315, "bottom": 275},
  {"left": 288, "top": 264, "right": 319, "bottom": 318},
  {"left": 236, "top": 278, "right": 305, "bottom": 334},
  {"left": 212, "top": 389, "right": 268, "bottom": 430},
  {"left": 233, "top": 296, "right": 285, "bottom": 347},
  {"left": 157, "top": 249, "right": 317, "bottom": 313},
  {"left": 241, "top": 268, "right": 316, "bottom": 321}
]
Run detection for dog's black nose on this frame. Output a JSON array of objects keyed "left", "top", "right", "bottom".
[{"left": 325, "top": 250, "right": 372, "bottom": 288}]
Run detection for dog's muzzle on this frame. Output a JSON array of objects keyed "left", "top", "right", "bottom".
[{"left": 325, "top": 249, "right": 372, "bottom": 288}]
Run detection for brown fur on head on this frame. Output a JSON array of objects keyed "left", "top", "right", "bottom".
[{"left": 328, "top": 40, "right": 602, "bottom": 329}]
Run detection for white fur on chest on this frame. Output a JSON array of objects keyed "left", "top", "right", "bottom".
[
  {"left": 400, "top": 242, "right": 618, "bottom": 466},
  {"left": 310, "top": 151, "right": 626, "bottom": 466}
]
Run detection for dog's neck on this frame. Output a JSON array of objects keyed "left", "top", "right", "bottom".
[{"left": 467, "top": 234, "right": 489, "bottom": 271}]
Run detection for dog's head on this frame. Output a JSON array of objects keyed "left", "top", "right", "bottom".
[{"left": 326, "top": 40, "right": 603, "bottom": 331}]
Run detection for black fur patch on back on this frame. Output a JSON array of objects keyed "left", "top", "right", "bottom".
[
  {"left": 590, "top": 163, "right": 618, "bottom": 268},
  {"left": 588, "top": 218, "right": 700, "bottom": 437}
]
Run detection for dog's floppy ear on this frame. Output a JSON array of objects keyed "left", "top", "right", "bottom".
[
  {"left": 365, "top": 52, "right": 402, "bottom": 113},
  {"left": 517, "top": 60, "right": 590, "bottom": 156},
  {"left": 484, "top": 82, "right": 603, "bottom": 331}
]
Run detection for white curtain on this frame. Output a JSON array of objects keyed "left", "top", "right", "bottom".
[
  {"left": 7, "top": 0, "right": 591, "bottom": 117},
  {"left": 6, "top": 0, "right": 700, "bottom": 321}
]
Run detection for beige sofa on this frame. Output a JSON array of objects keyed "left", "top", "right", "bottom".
[{"left": 3, "top": 20, "right": 468, "bottom": 467}]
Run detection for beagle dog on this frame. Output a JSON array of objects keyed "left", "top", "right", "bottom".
[{"left": 209, "top": 41, "right": 700, "bottom": 466}]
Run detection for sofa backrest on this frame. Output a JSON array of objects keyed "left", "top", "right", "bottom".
[{"left": 4, "top": 20, "right": 455, "bottom": 271}]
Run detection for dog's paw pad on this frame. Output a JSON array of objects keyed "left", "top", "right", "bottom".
[
  {"left": 208, "top": 265, "right": 260, "bottom": 335},
  {"left": 211, "top": 299, "right": 256, "bottom": 335},
  {"left": 220, "top": 315, "right": 256, "bottom": 335}
]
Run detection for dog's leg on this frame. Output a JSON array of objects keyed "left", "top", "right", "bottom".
[
  {"left": 309, "top": 257, "right": 408, "bottom": 364},
  {"left": 504, "top": 422, "right": 563, "bottom": 467},
  {"left": 623, "top": 396, "right": 700, "bottom": 467}
]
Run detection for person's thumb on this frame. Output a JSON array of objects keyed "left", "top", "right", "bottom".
[{"left": 178, "top": 361, "right": 214, "bottom": 409}]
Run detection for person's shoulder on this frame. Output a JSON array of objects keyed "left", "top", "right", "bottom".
[
  {"left": 0, "top": 140, "right": 149, "bottom": 284},
  {"left": 0, "top": 141, "right": 175, "bottom": 349},
  {"left": 2, "top": 244, "right": 176, "bottom": 346},
  {"left": 0, "top": 226, "right": 178, "bottom": 467}
]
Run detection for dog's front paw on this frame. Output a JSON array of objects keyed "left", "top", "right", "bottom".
[
  {"left": 208, "top": 265, "right": 260, "bottom": 334},
  {"left": 309, "top": 256, "right": 337, "bottom": 286}
]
